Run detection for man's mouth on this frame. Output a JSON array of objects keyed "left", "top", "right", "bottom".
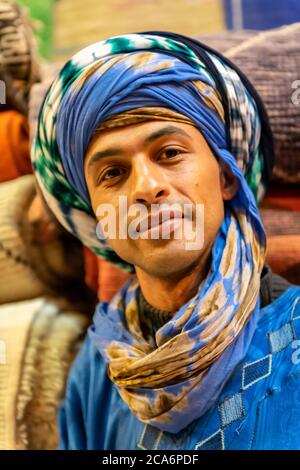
[{"left": 137, "top": 209, "right": 184, "bottom": 238}]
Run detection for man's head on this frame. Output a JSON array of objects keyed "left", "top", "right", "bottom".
[
  {"left": 32, "top": 32, "right": 270, "bottom": 275},
  {"left": 85, "top": 119, "right": 239, "bottom": 277}
]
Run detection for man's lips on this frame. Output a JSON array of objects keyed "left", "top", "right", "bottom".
[{"left": 136, "top": 209, "right": 184, "bottom": 234}]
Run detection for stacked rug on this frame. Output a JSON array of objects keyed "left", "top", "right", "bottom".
[
  {"left": 0, "top": 175, "right": 94, "bottom": 308},
  {"left": 200, "top": 23, "right": 300, "bottom": 184},
  {"left": 199, "top": 24, "right": 300, "bottom": 285},
  {"left": 0, "top": 298, "right": 89, "bottom": 449},
  {"left": 0, "top": 176, "right": 94, "bottom": 449}
]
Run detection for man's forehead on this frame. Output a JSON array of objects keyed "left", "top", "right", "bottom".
[{"left": 94, "top": 121, "right": 193, "bottom": 144}]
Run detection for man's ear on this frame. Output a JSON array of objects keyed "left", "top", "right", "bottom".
[{"left": 219, "top": 160, "right": 239, "bottom": 201}]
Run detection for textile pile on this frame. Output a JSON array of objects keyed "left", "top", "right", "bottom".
[
  {"left": 0, "top": 298, "right": 89, "bottom": 449},
  {"left": 200, "top": 23, "right": 300, "bottom": 183},
  {"left": 0, "top": 1, "right": 92, "bottom": 452},
  {"left": 0, "top": 177, "right": 93, "bottom": 450}
]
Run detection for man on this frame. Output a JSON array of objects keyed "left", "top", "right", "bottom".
[{"left": 32, "top": 32, "right": 300, "bottom": 449}]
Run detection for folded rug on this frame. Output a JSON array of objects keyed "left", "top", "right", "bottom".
[
  {"left": 260, "top": 207, "right": 300, "bottom": 284},
  {"left": 0, "top": 297, "right": 89, "bottom": 450},
  {"left": 200, "top": 24, "right": 300, "bottom": 184}
]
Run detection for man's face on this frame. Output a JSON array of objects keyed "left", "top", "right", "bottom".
[{"left": 84, "top": 120, "right": 236, "bottom": 277}]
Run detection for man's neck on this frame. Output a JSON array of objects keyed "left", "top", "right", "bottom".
[{"left": 135, "top": 249, "right": 212, "bottom": 314}]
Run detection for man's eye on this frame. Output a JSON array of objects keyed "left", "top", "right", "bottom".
[
  {"left": 160, "top": 148, "right": 182, "bottom": 160},
  {"left": 101, "top": 167, "right": 124, "bottom": 181}
]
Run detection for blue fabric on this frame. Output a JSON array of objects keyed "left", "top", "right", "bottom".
[
  {"left": 59, "top": 286, "right": 300, "bottom": 449},
  {"left": 223, "top": 0, "right": 300, "bottom": 30}
]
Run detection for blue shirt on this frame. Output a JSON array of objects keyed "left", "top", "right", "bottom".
[{"left": 58, "top": 286, "right": 300, "bottom": 450}]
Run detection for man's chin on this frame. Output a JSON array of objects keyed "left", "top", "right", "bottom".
[
  {"left": 135, "top": 232, "right": 204, "bottom": 253},
  {"left": 132, "top": 239, "right": 203, "bottom": 276}
]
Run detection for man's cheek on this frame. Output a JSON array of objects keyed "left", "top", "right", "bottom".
[{"left": 108, "top": 238, "right": 133, "bottom": 259}]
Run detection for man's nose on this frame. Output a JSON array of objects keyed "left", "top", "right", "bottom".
[{"left": 130, "top": 155, "right": 170, "bottom": 206}]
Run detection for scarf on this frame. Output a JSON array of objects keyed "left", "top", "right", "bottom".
[{"left": 32, "top": 32, "right": 274, "bottom": 433}]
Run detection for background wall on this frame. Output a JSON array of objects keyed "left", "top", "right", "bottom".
[
  {"left": 18, "top": 0, "right": 300, "bottom": 62},
  {"left": 53, "top": 0, "right": 225, "bottom": 61}
]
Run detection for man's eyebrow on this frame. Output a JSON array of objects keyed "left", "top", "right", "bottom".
[
  {"left": 87, "top": 147, "right": 124, "bottom": 170},
  {"left": 144, "top": 125, "right": 190, "bottom": 144},
  {"left": 87, "top": 125, "right": 190, "bottom": 171}
]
